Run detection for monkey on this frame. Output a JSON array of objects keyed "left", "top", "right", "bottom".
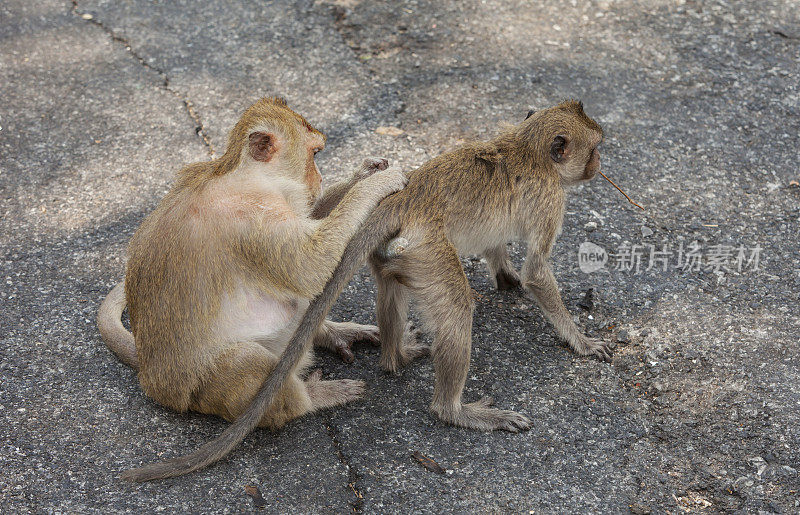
[
  {"left": 120, "top": 100, "right": 613, "bottom": 482},
  {"left": 96, "top": 97, "right": 410, "bottom": 479},
  {"left": 98, "top": 156, "right": 400, "bottom": 365}
]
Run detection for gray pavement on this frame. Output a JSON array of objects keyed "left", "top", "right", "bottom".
[{"left": 1, "top": 0, "right": 799, "bottom": 512}]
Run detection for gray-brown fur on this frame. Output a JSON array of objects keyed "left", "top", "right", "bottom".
[{"left": 363, "top": 101, "right": 610, "bottom": 431}]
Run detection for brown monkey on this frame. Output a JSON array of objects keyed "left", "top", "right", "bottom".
[
  {"left": 98, "top": 155, "right": 398, "bottom": 365},
  {"left": 97, "top": 97, "right": 409, "bottom": 478},
  {"left": 123, "top": 100, "right": 612, "bottom": 482}
]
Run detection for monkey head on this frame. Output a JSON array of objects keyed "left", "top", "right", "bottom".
[
  {"left": 217, "top": 96, "right": 327, "bottom": 201},
  {"left": 521, "top": 100, "right": 604, "bottom": 186}
]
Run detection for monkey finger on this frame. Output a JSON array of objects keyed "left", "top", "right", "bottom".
[
  {"left": 357, "top": 326, "right": 381, "bottom": 346},
  {"left": 593, "top": 344, "right": 613, "bottom": 363},
  {"left": 357, "top": 157, "right": 390, "bottom": 179},
  {"left": 372, "top": 158, "right": 389, "bottom": 171},
  {"left": 335, "top": 344, "right": 355, "bottom": 363},
  {"left": 499, "top": 411, "right": 532, "bottom": 432},
  {"left": 506, "top": 413, "right": 533, "bottom": 432}
]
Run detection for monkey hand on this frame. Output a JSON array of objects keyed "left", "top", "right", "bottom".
[
  {"left": 353, "top": 157, "right": 390, "bottom": 181},
  {"left": 575, "top": 335, "right": 613, "bottom": 363},
  {"left": 361, "top": 168, "right": 408, "bottom": 197}
]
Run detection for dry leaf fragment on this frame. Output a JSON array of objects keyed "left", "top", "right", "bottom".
[
  {"left": 412, "top": 451, "right": 446, "bottom": 474},
  {"left": 375, "top": 126, "right": 404, "bottom": 136},
  {"left": 244, "top": 485, "right": 267, "bottom": 509}
]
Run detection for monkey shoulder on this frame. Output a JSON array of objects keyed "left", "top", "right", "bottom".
[{"left": 196, "top": 184, "right": 299, "bottom": 228}]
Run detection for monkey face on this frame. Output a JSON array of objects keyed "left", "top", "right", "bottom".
[
  {"left": 583, "top": 147, "right": 600, "bottom": 180},
  {"left": 550, "top": 131, "right": 602, "bottom": 184}
]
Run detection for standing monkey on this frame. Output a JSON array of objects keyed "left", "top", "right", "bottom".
[
  {"left": 97, "top": 97, "right": 408, "bottom": 477},
  {"left": 123, "top": 100, "right": 613, "bottom": 482}
]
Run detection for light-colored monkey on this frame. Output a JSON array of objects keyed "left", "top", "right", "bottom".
[
  {"left": 96, "top": 97, "right": 408, "bottom": 478},
  {"left": 123, "top": 100, "right": 612, "bottom": 482}
]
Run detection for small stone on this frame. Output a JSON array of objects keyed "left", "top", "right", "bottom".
[
  {"left": 375, "top": 126, "right": 404, "bottom": 136},
  {"left": 81, "top": 13, "right": 93, "bottom": 20},
  {"left": 577, "top": 288, "right": 594, "bottom": 311},
  {"left": 652, "top": 381, "right": 664, "bottom": 392},
  {"left": 617, "top": 329, "right": 630, "bottom": 343},
  {"left": 584, "top": 221, "right": 598, "bottom": 232},
  {"left": 629, "top": 503, "right": 651, "bottom": 514},
  {"left": 641, "top": 226, "right": 653, "bottom": 237}
]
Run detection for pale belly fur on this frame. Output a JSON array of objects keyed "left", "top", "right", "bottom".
[{"left": 213, "top": 284, "right": 309, "bottom": 353}]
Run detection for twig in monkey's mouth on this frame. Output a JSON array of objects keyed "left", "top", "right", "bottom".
[{"left": 597, "top": 170, "right": 645, "bottom": 210}]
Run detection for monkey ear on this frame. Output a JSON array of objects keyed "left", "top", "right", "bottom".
[
  {"left": 249, "top": 132, "right": 277, "bottom": 162},
  {"left": 550, "top": 135, "right": 572, "bottom": 163},
  {"left": 525, "top": 109, "right": 535, "bottom": 120}
]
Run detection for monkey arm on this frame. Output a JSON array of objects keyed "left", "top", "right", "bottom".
[
  {"left": 240, "top": 171, "right": 406, "bottom": 298},
  {"left": 521, "top": 253, "right": 582, "bottom": 341},
  {"left": 310, "top": 178, "right": 355, "bottom": 219},
  {"left": 521, "top": 249, "right": 612, "bottom": 361},
  {"left": 311, "top": 158, "right": 391, "bottom": 219}
]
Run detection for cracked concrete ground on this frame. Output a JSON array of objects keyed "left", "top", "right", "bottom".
[{"left": 1, "top": 0, "right": 799, "bottom": 512}]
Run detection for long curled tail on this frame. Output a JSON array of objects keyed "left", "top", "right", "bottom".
[
  {"left": 97, "top": 282, "right": 138, "bottom": 369},
  {"left": 121, "top": 203, "right": 402, "bottom": 482}
]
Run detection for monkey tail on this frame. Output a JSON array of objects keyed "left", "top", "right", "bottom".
[
  {"left": 120, "top": 202, "right": 402, "bottom": 482},
  {"left": 97, "top": 282, "right": 138, "bottom": 369}
]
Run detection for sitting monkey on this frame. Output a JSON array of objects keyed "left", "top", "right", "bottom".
[{"left": 97, "top": 97, "right": 408, "bottom": 438}]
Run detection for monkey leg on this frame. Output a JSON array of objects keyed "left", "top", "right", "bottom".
[
  {"left": 190, "top": 342, "right": 363, "bottom": 429},
  {"left": 521, "top": 254, "right": 613, "bottom": 362},
  {"left": 313, "top": 319, "right": 380, "bottom": 363},
  {"left": 371, "top": 268, "right": 427, "bottom": 374},
  {"left": 407, "top": 238, "right": 531, "bottom": 432},
  {"left": 483, "top": 245, "right": 522, "bottom": 291}
]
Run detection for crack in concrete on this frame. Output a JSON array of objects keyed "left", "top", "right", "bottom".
[
  {"left": 70, "top": 1, "right": 215, "bottom": 156},
  {"left": 323, "top": 416, "right": 365, "bottom": 513}
]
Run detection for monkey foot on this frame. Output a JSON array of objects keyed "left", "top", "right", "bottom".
[
  {"left": 379, "top": 322, "right": 429, "bottom": 374},
  {"left": 574, "top": 336, "right": 613, "bottom": 363},
  {"left": 400, "top": 322, "right": 429, "bottom": 362},
  {"left": 322, "top": 323, "right": 380, "bottom": 363},
  {"left": 433, "top": 397, "right": 532, "bottom": 433},
  {"left": 305, "top": 369, "right": 366, "bottom": 409}
]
